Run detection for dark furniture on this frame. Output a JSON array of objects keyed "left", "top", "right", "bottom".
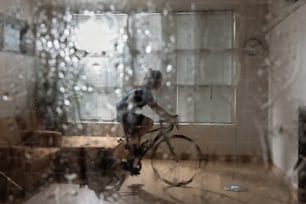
[{"left": 0, "top": 116, "right": 62, "bottom": 200}]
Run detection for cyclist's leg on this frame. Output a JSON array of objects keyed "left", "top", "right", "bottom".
[
  {"left": 112, "top": 140, "right": 128, "bottom": 161},
  {"left": 126, "top": 114, "right": 154, "bottom": 174},
  {"left": 133, "top": 115, "right": 153, "bottom": 155},
  {"left": 134, "top": 115, "right": 154, "bottom": 141},
  {"left": 118, "top": 112, "right": 144, "bottom": 174}
]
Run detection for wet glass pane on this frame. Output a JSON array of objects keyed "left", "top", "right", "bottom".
[
  {"left": 199, "top": 13, "right": 233, "bottom": 50},
  {"left": 129, "top": 13, "right": 163, "bottom": 52},
  {"left": 196, "top": 51, "right": 233, "bottom": 86},
  {"left": 0, "top": 1, "right": 302, "bottom": 204},
  {"left": 178, "top": 86, "right": 234, "bottom": 123}
]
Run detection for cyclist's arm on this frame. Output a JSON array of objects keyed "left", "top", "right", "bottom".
[{"left": 148, "top": 101, "right": 177, "bottom": 121}]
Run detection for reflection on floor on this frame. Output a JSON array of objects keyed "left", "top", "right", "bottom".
[{"left": 24, "top": 160, "right": 297, "bottom": 204}]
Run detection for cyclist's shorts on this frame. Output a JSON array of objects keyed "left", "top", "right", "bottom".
[{"left": 118, "top": 112, "right": 145, "bottom": 137}]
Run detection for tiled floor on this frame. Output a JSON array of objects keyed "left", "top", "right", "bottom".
[{"left": 23, "top": 159, "right": 297, "bottom": 204}]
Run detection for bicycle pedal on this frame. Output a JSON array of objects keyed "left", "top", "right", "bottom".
[
  {"left": 130, "top": 168, "right": 140, "bottom": 176},
  {"left": 120, "top": 161, "right": 141, "bottom": 175}
]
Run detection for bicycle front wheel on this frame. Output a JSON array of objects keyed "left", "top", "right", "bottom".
[{"left": 151, "top": 135, "right": 202, "bottom": 186}]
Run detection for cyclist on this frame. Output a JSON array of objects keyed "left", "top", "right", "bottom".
[{"left": 116, "top": 68, "right": 177, "bottom": 175}]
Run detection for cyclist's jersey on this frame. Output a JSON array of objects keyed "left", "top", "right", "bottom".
[{"left": 116, "top": 85, "right": 154, "bottom": 113}]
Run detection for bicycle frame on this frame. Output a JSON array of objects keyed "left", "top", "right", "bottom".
[{"left": 139, "top": 120, "right": 177, "bottom": 159}]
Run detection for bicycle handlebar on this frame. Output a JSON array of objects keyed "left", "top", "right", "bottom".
[{"left": 147, "top": 116, "right": 179, "bottom": 133}]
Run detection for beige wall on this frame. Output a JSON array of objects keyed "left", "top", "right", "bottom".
[
  {"left": 266, "top": 0, "right": 306, "bottom": 188},
  {"left": 0, "top": 0, "right": 36, "bottom": 117},
  {"left": 0, "top": 53, "right": 36, "bottom": 117}
]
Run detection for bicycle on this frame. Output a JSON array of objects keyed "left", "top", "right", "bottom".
[{"left": 87, "top": 120, "right": 202, "bottom": 198}]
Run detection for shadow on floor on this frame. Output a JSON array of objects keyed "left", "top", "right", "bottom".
[
  {"left": 118, "top": 184, "right": 176, "bottom": 204},
  {"left": 163, "top": 186, "right": 248, "bottom": 204}
]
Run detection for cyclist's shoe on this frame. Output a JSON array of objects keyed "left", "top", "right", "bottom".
[
  {"left": 130, "top": 167, "right": 140, "bottom": 176},
  {"left": 120, "top": 161, "right": 140, "bottom": 176}
]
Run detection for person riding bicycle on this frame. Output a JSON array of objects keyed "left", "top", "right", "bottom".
[{"left": 116, "top": 68, "right": 177, "bottom": 175}]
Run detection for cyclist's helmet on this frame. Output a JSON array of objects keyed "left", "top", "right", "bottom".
[{"left": 146, "top": 68, "right": 162, "bottom": 81}]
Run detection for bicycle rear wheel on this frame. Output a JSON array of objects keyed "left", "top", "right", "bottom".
[{"left": 151, "top": 135, "right": 202, "bottom": 186}]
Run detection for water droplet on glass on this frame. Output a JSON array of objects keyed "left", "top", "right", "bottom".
[
  {"left": 56, "top": 107, "right": 63, "bottom": 114},
  {"left": 81, "top": 75, "right": 87, "bottom": 80},
  {"left": 64, "top": 173, "right": 77, "bottom": 182},
  {"left": 47, "top": 193, "right": 56, "bottom": 200},
  {"left": 119, "top": 28, "right": 125, "bottom": 34},
  {"left": 144, "top": 30, "right": 150, "bottom": 36},
  {"left": 74, "top": 86, "right": 81, "bottom": 91},
  {"left": 257, "top": 69, "right": 264, "bottom": 76},
  {"left": 110, "top": 4, "right": 116, "bottom": 11},
  {"left": 127, "top": 68, "right": 133, "bottom": 76},
  {"left": 111, "top": 126, "right": 117, "bottom": 133},
  {"left": 112, "top": 193, "right": 119, "bottom": 201},
  {"left": 47, "top": 41, "right": 53, "bottom": 48},
  {"left": 81, "top": 85, "right": 88, "bottom": 91},
  {"left": 124, "top": 75, "right": 130, "bottom": 81},
  {"left": 64, "top": 100, "right": 70, "bottom": 106},
  {"left": 8, "top": 195, "right": 14, "bottom": 202},
  {"left": 64, "top": 12, "right": 73, "bottom": 22},
  {"left": 114, "top": 88, "right": 122, "bottom": 97},
  {"left": 162, "top": 152, "right": 169, "bottom": 159},
  {"left": 128, "top": 104, "right": 133, "bottom": 110},
  {"left": 62, "top": 124, "right": 68, "bottom": 130},
  {"left": 59, "top": 72, "right": 65, "bottom": 79},
  {"left": 70, "top": 190, "right": 78, "bottom": 196},
  {"left": 65, "top": 56, "right": 71, "bottom": 62},
  {"left": 88, "top": 86, "right": 94, "bottom": 92},
  {"left": 166, "top": 64, "right": 173, "bottom": 72},
  {"left": 145, "top": 45, "right": 152, "bottom": 53},
  {"left": 25, "top": 152, "right": 32, "bottom": 160},
  {"left": 64, "top": 29, "right": 70, "bottom": 36},
  {"left": 191, "top": 2, "right": 196, "bottom": 10},
  {"left": 116, "top": 43, "right": 124, "bottom": 54},
  {"left": 123, "top": 34, "right": 128, "bottom": 42},
  {"left": 2, "top": 93, "right": 11, "bottom": 101},
  {"left": 59, "top": 87, "right": 65, "bottom": 92},
  {"left": 170, "top": 35, "right": 175, "bottom": 43},
  {"left": 274, "top": 60, "right": 281, "bottom": 67},
  {"left": 257, "top": 86, "right": 263, "bottom": 93},
  {"left": 163, "top": 8, "right": 169, "bottom": 16},
  {"left": 77, "top": 124, "right": 83, "bottom": 130},
  {"left": 72, "top": 56, "right": 79, "bottom": 63},
  {"left": 187, "top": 96, "right": 193, "bottom": 102}
]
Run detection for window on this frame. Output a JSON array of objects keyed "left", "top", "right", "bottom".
[
  {"left": 70, "top": 12, "right": 235, "bottom": 123},
  {"left": 70, "top": 14, "right": 127, "bottom": 121},
  {"left": 175, "top": 13, "right": 235, "bottom": 123}
]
